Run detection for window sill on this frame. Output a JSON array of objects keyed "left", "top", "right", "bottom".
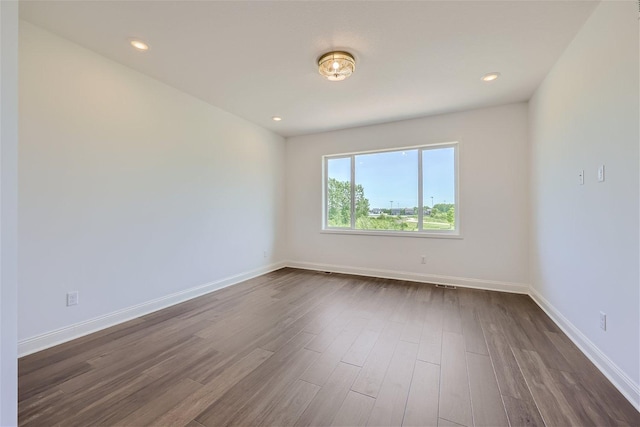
[{"left": 320, "top": 229, "right": 463, "bottom": 239}]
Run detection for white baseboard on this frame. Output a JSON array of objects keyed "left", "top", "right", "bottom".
[
  {"left": 529, "top": 288, "right": 640, "bottom": 411},
  {"left": 18, "top": 261, "right": 287, "bottom": 357},
  {"left": 285, "top": 260, "right": 529, "bottom": 294}
]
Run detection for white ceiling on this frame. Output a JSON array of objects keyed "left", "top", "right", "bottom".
[{"left": 20, "top": 1, "right": 598, "bottom": 137}]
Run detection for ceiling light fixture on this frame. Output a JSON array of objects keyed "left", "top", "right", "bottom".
[
  {"left": 272, "top": 116, "right": 282, "bottom": 122},
  {"left": 318, "top": 51, "right": 356, "bottom": 81},
  {"left": 130, "top": 39, "right": 149, "bottom": 51},
  {"left": 481, "top": 72, "right": 501, "bottom": 82}
]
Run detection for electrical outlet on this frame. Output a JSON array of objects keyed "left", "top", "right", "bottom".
[
  {"left": 578, "top": 170, "right": 584, "bottom": 185},
  {"left": 67, "top": 291, "right": 79, "bottom": 306},
  {"left": 597, "top": 165, "right": 605, "bottom": 182},
  {"left": 599, "top": 311, "right": 606, "bottom": 331},
  {"left": 263, "top": 250, "right": 267, "bottom": 258},
  {"left": 421, "top": 256, "right": 426, "bottom": 264}
]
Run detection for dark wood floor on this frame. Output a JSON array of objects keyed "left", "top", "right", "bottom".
[{"left": 19, "top": 268, "right": 639, "bottom": 426}]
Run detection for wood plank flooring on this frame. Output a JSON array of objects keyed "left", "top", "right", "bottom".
[{"left": 18, "top": 268, "right": 640, "bottom": 426}]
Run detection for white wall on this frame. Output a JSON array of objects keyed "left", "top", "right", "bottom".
[
  {"left": 529, "top": 1, "right": 639, "bottom": 407},
  {"left": 18, "top": 22, "right": 286, "bottom": 350},
  {"left": 286, "top": 103, "right": 530, "bottom": 292},
  {"left": 1, "top": 2, "right": 19, "bottom": 425}
]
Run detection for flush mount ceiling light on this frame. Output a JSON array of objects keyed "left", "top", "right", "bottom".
[
  {"left": 481, "top": 72, "right": 501, "bottom": 82},
  {"left": 130, "top": 39, "right": 149, "bottom": 51},
  {"left": 318, "top": 51, "right": 356, "bottom": 81},
  {"left": 272, "top": 116, "right": 282, "bottom": 122}
]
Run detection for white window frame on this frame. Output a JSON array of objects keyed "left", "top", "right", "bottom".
[{"left": 322, "top": 142, "right": 461, "bottom": 238}]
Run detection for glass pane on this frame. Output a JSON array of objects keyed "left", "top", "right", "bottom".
[
  {"left": 354, "top": 150, "right": 418, "bottom": 231},
  {"left": 423, "top": 147, "right": 456, "bottom": 230},
  {"left": 326, "top": 157, "right": 352, "bottom": 228}
]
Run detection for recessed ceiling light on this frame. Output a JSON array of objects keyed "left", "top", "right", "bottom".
[
  {"left": 481, "top": 72, "right": 501, "bottom": 82},
  {"left": 130, "top": 39, "right": 149, "bottom": 51},
  {"left": 272, "top": 116, "right": 282, "bottom": 122}
]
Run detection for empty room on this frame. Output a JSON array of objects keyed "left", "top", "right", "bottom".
[{"left": 0, "top": 0, "right": 639, "bottom": 426}]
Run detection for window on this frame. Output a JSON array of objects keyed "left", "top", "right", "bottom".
[{"left": 324, "top": 143, "right": 458, "bottom": 235}]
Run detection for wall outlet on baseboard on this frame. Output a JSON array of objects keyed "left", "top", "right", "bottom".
[
  {"left": 599, "top": 311, "right": 606, "bottom": 331},
  {"left": 263, "top": 250, "right": 267, "bottom": 258},
  {"left": 67, "top": 291, "right": 79, "bottom": 306}
]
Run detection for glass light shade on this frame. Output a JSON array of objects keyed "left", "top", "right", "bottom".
[{"left": 318, "top": 51, "right": 355, "bottom": 81}]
